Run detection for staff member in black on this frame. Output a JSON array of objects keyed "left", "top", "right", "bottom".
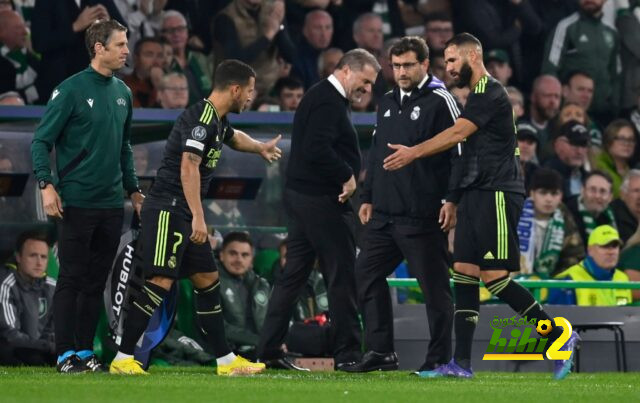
[
  {"left": 257, "top": 49, "right": 381, "bottom": 370},
  {"left": 343, "top": 37, "right": 460, "bottom": 373}
]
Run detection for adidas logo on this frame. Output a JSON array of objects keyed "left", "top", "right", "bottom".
[
  {"left": 483, "top": 251, "right": 495, "bottom": 260},
  {"left": 384, "top": 109, "right": 390, "bottom": 117}
]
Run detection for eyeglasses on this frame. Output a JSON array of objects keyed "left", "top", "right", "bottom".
[
  {"left": 390, "top": 62, "right": 419, "bottom": 70},
  {"left": 613, "top": 136, "right": 636, "bottom": 144},
  {"left": 162, "top": 26, "right": 187, "bottom": 35},
  {"left": 164, "top": 86, "right": 188, "bottom": 92}
]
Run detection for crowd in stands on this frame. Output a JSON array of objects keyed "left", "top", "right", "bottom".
[{"left": 2, "top": 0, "right": 640, "bottom": 365}]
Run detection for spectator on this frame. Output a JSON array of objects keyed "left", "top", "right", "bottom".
[
  {"left": 274, "top": 77, "right": 304, "bottom": 112},
  {"left": 122, "top": 37, "right": 164, "bottom": 108},
  {"left": 618, "top": 223, "right": 640, "bottom": 301},
  {"left": 594, "top": 119, "right": 637, "bottom": 198},
  {"left": 453, "top": 0, "right": 542, "bottom": 85},
  {"left": 291, "top": 9, "right": 333, "bottom": 89},
  {"left": 542, "top": 0, "right": 621, "bottom": 126},
  {"left": 562, "top": 71, "right": 594, "bottom": 115},
  {"left": 0, "top": 90, "right": 24, "bottom": 105},
  {"left": 557, "top": 102, "right": 587, "bottom": 127},
  {"left": 352, "top": 12, "right": 384, "bottom": 57},
  {"left": 630, "top": 94, "right": 640, "bottom": 135},
  {"left": 507, "top": 86, "right": 524, "bottom": 118},
  {"left": 543, "top": 121, "right": 590, "bottom": 200},
  {"left": 561, "top": 70, "right": 602, "bottom": 147},
  {"left": 162, "top": 10, "right": 212, "bottom": 105},
  {"left": 517, "top": 121, "right": 539, "bottom": 191},
  {"left": 155, "top": 72, "right": 188, "bottom": 109},
  {"left": 566, "top": 170, "right": 616, "bottom": 245},
  {"left": 373, "top": 37, "right": 401, "bottom": 101},
  {"left": 524, "top": 75, "right": 562, "bottom": 153},
  {"left": 518, "top": 168, "right": 584, "bottom": 278},
  {"left": 133, "top": 144, "right": 150, "bottom": 177},
  {"left": 422, "top": 12, "right": 453, "bottom": 53},
  {"left": 317, "top": 47, "right": 343, "bottom": 80},
  {"left": 612, "top": 169, "right": 640, "bottom": 243},
  {"left": 218, "top": 232, "right": 270, "bottom": 360},
  {"left": 31, "top": 0, "right": 126, "bottom": 102},
  {"left": 213, "top": 0, "right": 295, "bottom": 96},
  {"left": 253, "top": 96, "right": 280, "bottom": 112},
  {"left": 428, "top": 50, "right": 448, "bottom": 86},
  {"left": 615, "top": 2, "right": 640, "bottom": 114},
  {"left": 0, "top": 231, "right": 56, "bottom": 366},
  {"left": 549, "top": 225, "right": 632, "bottom": 306},
  {"left": 161, "top": 39, "right": 173, "bottom": 70},
  {"left": 485, "top": 49, "right": 512, "bottom": 86},
  {"left": 0, "top": 10, "right": 39, "bottom": 104}
]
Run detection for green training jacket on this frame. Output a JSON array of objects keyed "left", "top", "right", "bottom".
[{"left": 31, "top": 66, "right": 138, "bottom": 208}]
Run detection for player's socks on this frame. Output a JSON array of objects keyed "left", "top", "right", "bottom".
[
  {"left": 194, "top": 280, "right": 233, "bottom": 358},
  {"left": 216, "top": 352, "right": 237, "bottom": 366},
  {"left": 76, "top": 350, "right": 93, "bottom": 360},
  {"left": 118, "top": 281, "right": 168, "bottom": 355},
  {"left": 114, "top": 351, "right": 134, "bottom": 361},
  {"left": 452, "top": 272, "right": 480, "bottom": 370},
  {"left": 57, "top": 350, "right": 76, "bottom": 364},
  {"left": 485, "top": 276, "right": 563, "bottom": 341}
]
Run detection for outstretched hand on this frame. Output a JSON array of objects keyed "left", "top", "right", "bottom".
[
  {"left": 383, "top": 143, "right": 417, "bottom": 171},
  {"left": 260, "top": 134, "right": 282, "bottom": 163}
]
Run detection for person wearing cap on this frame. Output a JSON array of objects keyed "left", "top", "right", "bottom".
[
  {"left": 517, "top": 120, "right": 539, "bottom": 192},
  {"left": 549, "top": 225, "right": 632, "bottom": 306},
  {"left": 517, "top": 168, "right": 584, "bottom": 280},
  {"left": 485, "top": 49, "right": 512, "bottom": 86},
  {"left": 566, "top": 171, "right": 616, "bottom": 247},
  {"left": 543, "top": 120, "right": 590, "bottom": 200}
]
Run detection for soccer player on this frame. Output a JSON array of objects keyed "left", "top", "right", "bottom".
[
  {"left": 383, "top": 33, "right": 580, "bottom": 380},
  {"left": 31, "top": 19, "right": 143, "bottom": 373},
  {"left": 109, "top": 59, "right": 281, "bottom": 376}
]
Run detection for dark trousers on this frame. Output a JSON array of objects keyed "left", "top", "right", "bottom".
[
  {"left": 356, "top": 221, "right": 453, "bottom": 367},
  {"left": 0, "top": 344, "right": 56, "bottom": 366},
  {"left": 54, "top": 207, "right": 123, "bottom": 355},
  {"left": 257, "top": 188, "right": 360, "bottom": 363}
]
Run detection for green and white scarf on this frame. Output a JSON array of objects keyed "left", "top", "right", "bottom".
[
  {"left": 518, "top": 198, "right": 565, "bottom": 277},
  {"left": 577, "top": 197, "right": 616, "bottom": 237}
]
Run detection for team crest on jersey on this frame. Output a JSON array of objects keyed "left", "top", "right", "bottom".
[
  {"left": 191, "top": 126, "right": 207, "bottom": 141},
  {"left": 410, "top": 106, "right": 421, "bottom": 120},
  {"left": 116, "top": 98, "right": 126, "bottom": 106},
  {"left": 39, "top": 297, "right": 47, "bottom": 318}
]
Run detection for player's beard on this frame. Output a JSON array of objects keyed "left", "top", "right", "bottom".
[{"left": 454, "top": 61, "right": 473, "bottom": 89}]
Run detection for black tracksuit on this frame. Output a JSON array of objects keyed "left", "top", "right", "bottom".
[
  {"left": 258, "top": 78, "right": 361, "bottom": 364},
  {"left": 357, "top": 76, "right": 461, "bottom": 368}
]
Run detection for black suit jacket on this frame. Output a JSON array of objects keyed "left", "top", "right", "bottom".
[{"left": 31, "top": 0, "right": 126, "bottom": 103}]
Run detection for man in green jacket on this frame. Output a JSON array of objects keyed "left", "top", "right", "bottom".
[
  {"left": 542, "top": 0, "right": 620, "bottom": 125},
  {"left": 218, "top": 232, "right": 270, "bottom": 360},
  {"left": 30, "top": 19, "right": 143, "bottom": 373}
]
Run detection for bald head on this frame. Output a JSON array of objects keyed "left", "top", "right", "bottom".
[
  {"left": 0, "top": 10, "right": 27, "bottom": 50},
  {"left": 531, "top": 74, "right": 562, "bottom": 122},
  {"left": 303, "top": 10, "right": 333, "bottom": 50}
]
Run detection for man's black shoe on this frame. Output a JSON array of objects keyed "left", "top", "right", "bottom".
[
  {"left": 340, "top": 351, "right": 399, "bottom": 373},
  {"left": 262, "top": 357, "right": 310, "bottom": 371},
  {"left": 81, "top": 354, "right": 105, "bottom": 372},
  {"left": 56, "top": 354, "right": 88, "bottom": 374},
  {"left": 335, "top": 360, "right": 358, "bottom": 371}
]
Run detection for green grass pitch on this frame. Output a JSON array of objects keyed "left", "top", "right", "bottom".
[{"left": 1, "top": 367, "right": 638, "bottom": 403}]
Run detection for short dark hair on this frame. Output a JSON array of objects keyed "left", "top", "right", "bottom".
[
  {"left": 583, "top": 169, "right": 614, "bottom": 187},
  {"left": 85, "top": 19, "right": 127, "bottom": 59},
  {"left": 445, "top": 32, "right": 482, "bottom": 51},
  {"left": 389, "top": 36, "right": 429, "bottom": 62},
  {"left": 274, "top": 77, "right": 303, "bottom": 96},
  {"left": 213, "top": 59, "right": 256, "bottom": 90},
  {"left": 134, "top": 37, "right": 163, "bottom": 57},
  {"left": 15, "top": 230, "right": 49, "bottom": 254},
  {"left": 222, "top": 232, "right": 253, "bottom": 250},
  {"left": 336, "top": 48, "right": 381, "bottom": 72},
  {"left": 424, "top": 12, "right": 452, "bottom": 26},
  {"left": 530, "top": 168, "right": 563, "bottom": 192},
  {"left": 562, "top": 70, "right": 594, "bottom": 86}
]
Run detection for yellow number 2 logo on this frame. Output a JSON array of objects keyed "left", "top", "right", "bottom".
[{"left": 545, "top": 317, "right": 573, "bottom": 360}]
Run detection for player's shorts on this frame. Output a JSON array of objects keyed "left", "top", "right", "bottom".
[
  {"left": 453, "top": 189, "right": 524, "bottom": 272},
  {"left": 139, "top": 205, "right": 217, "bottom": 279}
]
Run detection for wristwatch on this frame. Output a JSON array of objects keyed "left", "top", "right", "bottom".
[{"left": 38, "top": 180, "right": 51, "bottom": 190}]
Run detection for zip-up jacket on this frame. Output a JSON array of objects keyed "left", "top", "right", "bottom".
[
  {"left": 361, "top": 75, "right": 462, "bottom": 230},
  {"left": 0, "top": 266, "right": 56, "bottom": 352}
]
